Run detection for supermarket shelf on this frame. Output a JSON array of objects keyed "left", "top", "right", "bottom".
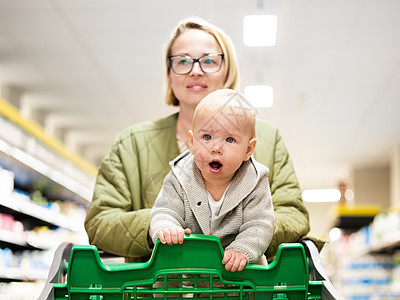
[
  {"left": 0, "top": 230, "right": 41, "bottom": 251},
  {"left": 0, "top": 193, "right": 84, "bottom": 234},
  {"left": 0, "top": 96, "right": 97, "bottom": 177},
  {"left": 369, "top": 231, "right": 400, "bottom": 254},
  {"left": 0, "top": 137, "right": 94, "bottom": 205},
  {"left": 0, "top": 229, "right": 54, "bottom": 251},
  {"left": 0, "top": 97, "right": 91, "bottom": 287},
  {"left": 0, "top": 267, "right": 47, "bottom": 282},
  {"left": 331, "top": 205, "right": 380, "bottom": 230}
]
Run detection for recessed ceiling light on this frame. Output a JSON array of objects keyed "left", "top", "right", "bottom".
[
  {"left": 244, "top": 85, "right": 273, "bottom": 108},
  {"left": 302, "top": 189, "right": 341, "bottom": 203},
  {"left": 329, "top": 227, "right": 342, "bottom": 241},
  {"left": 243, "top": 15, "right": 278, "bottom": 46}
]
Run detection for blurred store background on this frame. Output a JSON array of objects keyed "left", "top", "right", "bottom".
[{"left": 0, "top": 0, "right": 400, "bottom": 298}]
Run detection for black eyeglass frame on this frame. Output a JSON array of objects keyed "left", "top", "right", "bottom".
[{"left": 168, "top": 53, "right": 225, "bottom": 75}]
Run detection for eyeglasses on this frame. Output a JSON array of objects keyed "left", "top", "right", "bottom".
[{"left": 168, "top": 53, "right": 224, "bottom": 75}]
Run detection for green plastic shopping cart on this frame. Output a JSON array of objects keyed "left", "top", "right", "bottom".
[{"left": 39, "top": 234, "right": 341, "bottom": 299}]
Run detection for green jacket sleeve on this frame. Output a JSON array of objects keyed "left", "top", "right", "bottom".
[
  {"left": 84, "top": 132, "right": 153, "bottom": 258},
  {"left": 84, "top": 114, "right": 180, "bottom": 259},
  {"left": 254, "top": 121, "right": 310, "bottom": 258}
]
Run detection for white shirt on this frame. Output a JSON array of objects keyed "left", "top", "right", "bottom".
[{"left": 207, "top": 185, "right": 230, "bottom": 222}]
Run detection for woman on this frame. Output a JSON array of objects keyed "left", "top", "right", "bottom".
[{"left": 84, "top": 17, "right": 310, "bottom": 261}]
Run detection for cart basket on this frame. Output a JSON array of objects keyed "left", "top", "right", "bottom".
[{"left": 39, "top": 234, "right": 342, "bottom": 299}]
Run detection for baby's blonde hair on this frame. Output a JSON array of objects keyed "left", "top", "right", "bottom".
[{"left": 192, "top": 89, "right": 257, "bottom": 139}]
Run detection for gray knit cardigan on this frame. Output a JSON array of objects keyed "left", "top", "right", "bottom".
[{"left": 150, "top": 150, "right": 275, "bottom": 263}]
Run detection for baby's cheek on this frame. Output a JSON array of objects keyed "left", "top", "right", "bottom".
[{"left": 193, "top": 153, "right": 208, "bottom": 167}]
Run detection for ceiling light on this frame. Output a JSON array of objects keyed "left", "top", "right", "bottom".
[
  {"left": 345, "top": 189, "right": 354, "bottom": 201},
  {"left": 329, "top": 227, "right": 342, "bottom": 241},
  {"left": 243, "top": 15, "right": 278, "bottom": 46},
  {"left": 244, "top": 85, "right": 273, "bottom": 108},
  {"left": 302, "top": 189, "right": 341, "bottom": 203}
]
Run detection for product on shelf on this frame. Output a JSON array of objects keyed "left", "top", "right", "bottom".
[
  {"left": 340, "top": 253, "right": 396, "bottom": 299},
  {"left": 0, "top": 110, "right": 94, "bottom": 299},
  {"left": 370, "top": 209, "right": 400, "bottom": 250},
  {"left": 322, "top": 208, "right": 400, "bottom": 299},
  {"left": 0, "top": 167, "right": 14, "bottom": 197},
  {"left": 393, "top": 250, "right": 400, "bottom": 294},
  {"left": 0, "top": 281, "right": 45, "bottom": 299}
]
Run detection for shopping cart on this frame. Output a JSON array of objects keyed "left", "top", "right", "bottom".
[{"left": 39, "top": 234, "right": 342, "bottom": 299}]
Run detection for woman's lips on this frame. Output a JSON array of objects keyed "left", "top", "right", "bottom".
[{"left": 187, "top": 82, "right": 207, "bottom": 90}]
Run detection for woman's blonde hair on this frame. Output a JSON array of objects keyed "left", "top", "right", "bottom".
[
  {"left": 193, "top": 89, "right": 257, "bottom": 139},
  {"left": 164, "top": 17, "right": 240, "bottom": 106}
]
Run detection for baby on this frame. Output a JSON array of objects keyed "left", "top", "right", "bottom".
[{"left": 150, "top": 89, "right": 274, "bottom": 272}]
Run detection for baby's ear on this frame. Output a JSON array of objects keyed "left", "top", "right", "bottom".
[
  {"left": 188, "top": 130, "right": 194, "bottom": 148},
  {"left": 244, "top": 138, "right": 257, "bottom": 161}
]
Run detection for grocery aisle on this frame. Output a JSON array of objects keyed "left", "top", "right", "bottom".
[
  {"left": 1, "top": 1, "right": 400, "bottom": 299},
  {"left": 321, "top": 208, "right": 400, "bottom": 299},
  {"left": 0, "top": 101, "right": 95, "bottom": 298}
]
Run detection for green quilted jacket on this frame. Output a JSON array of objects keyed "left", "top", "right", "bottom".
[{"left": 84, "top": 113, "right": 310, "bottom": 260}]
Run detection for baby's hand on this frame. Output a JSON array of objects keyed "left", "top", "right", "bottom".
[
  {"left": 157, "top": 226, "right": 191, "bottom": 245},
  {"left": 222, "top": 250, "right": 248, "bottom": 272}
]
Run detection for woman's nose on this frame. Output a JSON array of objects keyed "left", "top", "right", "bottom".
[{"left": 190, "top": 61, "right": 204, "bottom": 75}]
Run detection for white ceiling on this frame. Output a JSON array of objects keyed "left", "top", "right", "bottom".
[{"left": 0, "top": 0, "right": 399, "bottom": 190}]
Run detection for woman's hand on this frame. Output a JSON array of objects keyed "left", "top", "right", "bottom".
[
  {"left": 157, "top": 226, "right": 191, "bottom": 245},
  {"left": 222, "top": 250, "right": 248, "bottom": 272}
]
